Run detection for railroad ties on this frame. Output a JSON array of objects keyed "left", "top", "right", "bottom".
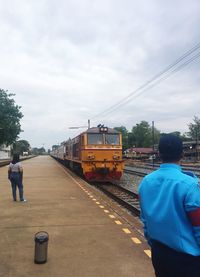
[
  {"left": 95, "top": 183, "right": 140, "bottom": 216},
  {"left": 98, "top": 163, "right": 200, "bottom": 217},
  {"left": 124, "top": 163, "right": 200, "bottom": 178}
]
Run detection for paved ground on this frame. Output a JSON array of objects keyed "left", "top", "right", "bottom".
[{"left": 0, "top": 156, "right": 154, "bottom": 277}]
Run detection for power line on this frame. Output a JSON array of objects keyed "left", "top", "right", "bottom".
[
  {"left": 92, "top": 45, "right": 200, "bottom": 119},
  {"left": 99, "top": 50, "right": 200, "bottom": 118},
  {"left": 91, "top": 42, "right": 200, "bottom": 120}
]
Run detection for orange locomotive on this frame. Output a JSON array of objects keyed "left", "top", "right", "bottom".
[{"left": 51, "top": 126, "right": 124, "bottom": 182}]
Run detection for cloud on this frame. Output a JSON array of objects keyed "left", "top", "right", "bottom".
[{"left": 0, "top": 0, "right": 200, "bottom": 148}]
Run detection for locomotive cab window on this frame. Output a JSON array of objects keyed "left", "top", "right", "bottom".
[
  {"left": 87, "top": 134, "right": 103, "bottom": 144},
  {"left": 105, "top": 134, "right": 120, "bottom": 145}
]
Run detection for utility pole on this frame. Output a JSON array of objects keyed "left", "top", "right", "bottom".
[
  {"left": 88, "top": 119, "right": 90, "bottom": 129},
  {"left": 196, "top": 127, "right": 199, "bottom": 162},
  {"left": 152, "top": 121, "right": 155, "bottom": 168},
  {"left": 0, "top": 127, "right": 3, "bottom": 150}
]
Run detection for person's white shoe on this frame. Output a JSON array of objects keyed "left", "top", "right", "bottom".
[{"left": 20, "top": 199, "right": 27, "bottom": 202}]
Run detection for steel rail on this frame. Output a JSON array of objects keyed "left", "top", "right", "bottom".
[
  {"left": 124, "top": 165, "right": 200, "bottom": 178},
  {"left": 95, "top": 183, "right": 140, "bottom": 216},
  {"left": 124, "top": 168, "right": 147, "bottom": 177},
  {"left": 52, "top": 157, "right": 141, "bottom": 216}
]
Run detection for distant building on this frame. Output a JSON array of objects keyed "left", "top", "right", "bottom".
[
  {"left": 153, "top": 141, "right": 200, "bottom": 162},
  {"left": 183, "top": 141, "right": 200, "bottom": 161},
  {"left": 124, "top": 147, "right": 153, "bottom": 159},
  {"left": 0, "top": 144, "right": 11, "bottom": 159}
]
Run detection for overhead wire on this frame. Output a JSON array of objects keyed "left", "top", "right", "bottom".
[
  {"left": 99, "top": 50, "right": 200, "bottom": 118},
  {"left": 91, "top": 42, "right": 200, "bottom": 120},
  {"left": 94, "top": 43, "right": 200, "bottom": 118}
]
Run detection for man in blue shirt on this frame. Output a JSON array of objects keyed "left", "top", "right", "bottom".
[{"left": 138, "top": 134, "right": 200, "bottom": 277}]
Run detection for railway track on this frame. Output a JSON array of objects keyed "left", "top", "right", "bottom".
[
  {"left": 53, "top": 159, "right": 141, "bottom": 217},
  {"left": 54, "top": 159, "right": 200, "bottom": 219},
  {"left": 95, "top": 183, "right": 140, "bottom": 216},
  {"left": 124, "top": 164, "right": 200, "bottom": 178},
  {"left": 124, "top": 168, "right": 146, "bottom": 177}
]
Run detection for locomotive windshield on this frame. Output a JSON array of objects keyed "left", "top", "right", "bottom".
[
  {"left": 88, "top": 134, "right": 103, "bottom": 144},
  {"left": 105, "top": 134, "right": 120, "bottom": 145},
  {"left": 87, "top": 133, "right": 120, "bottom": 145}
]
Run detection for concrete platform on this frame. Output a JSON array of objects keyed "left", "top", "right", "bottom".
[{"left": 0, "top": 156, "right": 154, "bottom": 277}]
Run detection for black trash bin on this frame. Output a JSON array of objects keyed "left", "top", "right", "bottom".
[{"left": 34, "top": 231, "right": 49, "bottom": 264}]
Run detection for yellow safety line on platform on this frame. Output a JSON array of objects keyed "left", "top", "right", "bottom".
[
  {"left": 57, "top": 164, "right": 148, "bottom": 258},
  {"left": 57, "top": 164, "right": 84, "bottom": 187},
  {"left": 122, "top": 228, "right": 131, "bottom": 234},
  {"left": 57, "top": 165, "right": 98, "bottom": 208},
  {"left": 131, "top": 237, "right": 141, "bottom": 244},
  {"left": 115, "top": 220, "right": 122, "bottom": 225},
  {"left": 109, "top": 215, "right": 115, "bottom": 218},
  {"left": 144, "top": 250, "right": 151, "bottom": 258}
]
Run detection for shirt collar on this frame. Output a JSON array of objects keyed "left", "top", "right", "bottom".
[{"left": 160, "top": 163, "right": 181, "bottom": 171}]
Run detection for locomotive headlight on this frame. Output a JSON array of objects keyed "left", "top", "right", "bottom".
[
  {"left": 113, "top": 155, "right": 120, "bottom": 160},
  {"left": 99, "top": 126, "right": 108, "bottom": 132},
  {"left": 88, "top": 154, "right": 95, "bottom": 160}
]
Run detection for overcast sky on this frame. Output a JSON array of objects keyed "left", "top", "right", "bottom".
[{"left": 0, "top": 0, "right": 200, "bottom": 149}]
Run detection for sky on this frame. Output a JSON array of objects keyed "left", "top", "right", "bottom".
[{"left": 0, "top": 0, "right": 200, "bottom": 150}]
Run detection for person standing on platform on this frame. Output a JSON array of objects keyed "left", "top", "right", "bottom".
[
  {"left": 138, "top": 134, "right": 200, "bottom": 277},
  {"left": 8, "top": 154, "right": 26, "bottom": 202}
]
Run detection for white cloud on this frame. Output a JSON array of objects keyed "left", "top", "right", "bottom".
[{"left": 0, "top": 0, "right": 200, "bottom": 148}]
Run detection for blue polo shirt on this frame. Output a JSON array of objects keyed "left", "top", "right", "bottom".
[{"left": 138, "top": 163, "right": 200, "bottom": 256}]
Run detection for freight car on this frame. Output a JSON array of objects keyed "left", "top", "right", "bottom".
[{"left": 51, "top": 126, "right": 124, "bottom": 182}]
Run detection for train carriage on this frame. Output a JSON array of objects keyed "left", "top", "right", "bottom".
[{"left": 51, "top": 126, "right": 124, "bottom": 182}]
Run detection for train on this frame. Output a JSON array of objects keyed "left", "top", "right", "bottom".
[{"left": 51, "top": 125, "right": 124, "bottom": 182}]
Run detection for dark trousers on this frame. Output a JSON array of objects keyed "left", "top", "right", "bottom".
[
  {"left": 10, "top": 173, "right": 24, "bottom": 201},
  {"left": 151, "top": 240, "right": 200, "bottom": 277}
]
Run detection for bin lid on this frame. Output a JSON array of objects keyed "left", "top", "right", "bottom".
[{"left": 35, "top": 231, "right": 49, "bottom": 243}]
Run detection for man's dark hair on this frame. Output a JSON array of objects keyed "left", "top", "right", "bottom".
[
  {"left": 12, "top": 154, "right": 20, "bottom": 164},
  {"left": 159, "top": 134, "right": 183, "bottom": 162}
]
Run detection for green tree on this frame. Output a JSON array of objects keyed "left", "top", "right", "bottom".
[
  {"left": 38, "top": 147, "right": 46, "bottom": 155},
  {"left": 31, "top": 148, "right": 39, "bottom": 155},
  {"left": 0, "top": 89, "right": 23, "bottom": 145},
  {"left": 188, "top": 116, "right": 200, "bottom": 141},
  {"left": 13, "top": 140, "right": 30, "bottom": 155},
  {"left": 31, "top": 147, "right": 46, "bottom": 155},
  {"left": 160, "top": 131, "right": 190, "bottom": 141},
  {"left": 114, "top": 126, "right": 129, "bottom": 151},
  {"left": 126, "top": 132, "right": 135, "bottom": 149},
  {"left": 131, "top": 121, "right": 160, "bottom": 147},
  {"left": 52, "top": 144, "right": 59, "bottom": 150}
]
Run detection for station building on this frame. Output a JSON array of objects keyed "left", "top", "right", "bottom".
[
  {"left": 124, "top": 147, "right": 153, "bottom": 159},
  {"left": 183, "top": 141, "right": 200, "bottom": 162},
  {"left": 125, "top": 141, "right": 200, "bottom": 162},
  {"left": 0, "top": 144, "right": 11, "bottom": 159}
]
